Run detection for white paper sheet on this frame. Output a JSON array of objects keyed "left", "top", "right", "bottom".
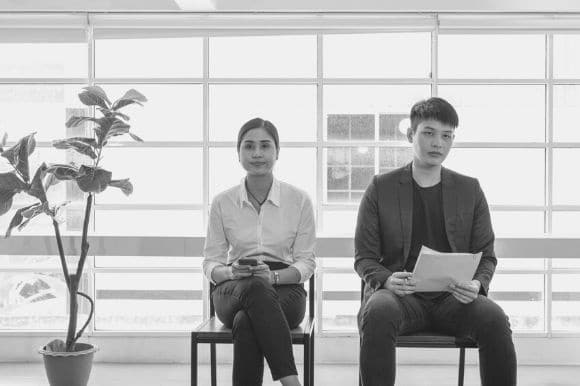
[{"left": 412, "top": 246, "right": 482, "bottom": 292}]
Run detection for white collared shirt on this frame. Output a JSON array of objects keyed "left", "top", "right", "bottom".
[{"left": 202, "top": 178, "right": 316, "bottom": 283}]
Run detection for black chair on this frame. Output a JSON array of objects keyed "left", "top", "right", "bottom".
[
  {"left": 359, "top": 281, "right": 477, "bottom": 386},
  {"left": 191, "top": 276, "right": 315, "bottom": 386}
]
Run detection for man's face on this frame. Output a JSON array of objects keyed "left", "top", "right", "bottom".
[{"left": 407, "top": 119, "right": 455, "bottom": 168}]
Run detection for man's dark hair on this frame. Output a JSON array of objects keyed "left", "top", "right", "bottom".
[
  {"left": 409, "top": 97, "right": 459, "bottom": 133},
  {"left": 237, "top": 117, "right": 280, "bottom": 153}
]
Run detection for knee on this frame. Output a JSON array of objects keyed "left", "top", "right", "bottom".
[
  {"left": 239, "top": 276, "right": 277, "bottom": 302},
  {"left": 473, "top": 304, "right": 513, "bottom": 340},
  {"left": 232, "top": 310, "right": 253, "bottom": 337},
  {"left": 360, "top": 290, "right": 402, "bottom": 332}
]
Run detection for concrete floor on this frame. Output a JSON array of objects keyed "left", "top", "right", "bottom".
[{"left": 1, "top": 363, "right": 580, "bottom": 386}]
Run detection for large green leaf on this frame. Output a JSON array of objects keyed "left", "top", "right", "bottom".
[
  {"left": 18, "top": 202, "right": 48, "bottom": 231},
  {"left": 0, "top": 132, "right": 7, "bottom": 153},
  {"left": 75, "top": 165, "right": 112, "bottom": 193},
  {"left": 52, "top": 137, "right": 98, "bottom": 160},
  {"left": 129, "top": 132, "right": 144, "bottom": 142},
  {"left": 108, "top": 179, "right": 133, "bottom": 196},
  {"left": 112, "top": 89, "right": 147, "bottom": 111},
  {"left": 0, "top": 172, "right": 27, "bottom": 216},
  {"left": 0, "top": 191, "right": 14, "bottom": 216},
  {"left": 5, "top": 203, "right": 36, "bottom": 237},
  {"left": 28, "top": 163, "right": 48, "bottom": 203},
  {"left": 46, "top": 164, "right": 80, "bottom": 181},
  {"left": 78, "top": 86, "right": 111, "bottom": 109},
  {"left": 0, "top": 133, "right": 36, "bottom": 182},
  {"left": 65, "top": 115, "right": 98, "bottom": 129},
  {"left": 105, "top": 122, "right": 130, "bottom": 139},
  {"left": 98, "top": 109, "right": 130, "bottom": 122}
]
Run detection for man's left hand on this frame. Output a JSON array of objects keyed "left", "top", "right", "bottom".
[{"left": 449, "top": 280, "right": 481, "bottom": 304}]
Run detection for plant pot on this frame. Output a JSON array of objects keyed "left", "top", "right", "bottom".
[{"left": 39, "top": 342, "right": 98, "bottom": 386}]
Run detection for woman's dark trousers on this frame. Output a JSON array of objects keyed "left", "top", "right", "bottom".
[{"left": 213, "top": 275, "right": 306, "bottom": 386}]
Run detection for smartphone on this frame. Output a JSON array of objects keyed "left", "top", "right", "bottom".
[{"left": 237, "top": 258, "right": 258, "bottom": 266}]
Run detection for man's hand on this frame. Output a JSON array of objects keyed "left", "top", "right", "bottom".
[
  {"left": 384, "top": 271, "right": 417, "bottom": 297},
  {"left": 449, "top": 280, "right": 481, "bottom": 304}
]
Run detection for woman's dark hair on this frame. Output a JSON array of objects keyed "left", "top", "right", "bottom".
[{"left": 236, "top": 118, "right": 280, "bottom": 153}]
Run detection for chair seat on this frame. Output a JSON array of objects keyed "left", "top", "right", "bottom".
[
  {"left": 194, "top": 316, "right": 315, "bottom": 344},
  {"left": 397, "top": 331, "right": 477, "bottom": 348}
]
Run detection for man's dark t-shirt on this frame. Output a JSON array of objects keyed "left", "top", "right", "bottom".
[{"left": 405, "top": 179, "right": 451, "bottom": 299}]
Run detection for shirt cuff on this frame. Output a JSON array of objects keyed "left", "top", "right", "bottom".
[
  {"left": 291, "top": 260, "right": 315, "bottom": 283},
  {"left": 203, "top": 261, "right": 224, "bottom": 284}
]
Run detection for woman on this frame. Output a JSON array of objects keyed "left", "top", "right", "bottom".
[{"left": 202, "top": 118, "right": 316, "bottom": 386}]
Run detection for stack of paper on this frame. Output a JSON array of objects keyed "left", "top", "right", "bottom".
[{"left": 412, "top": 246, "right": 482, "bottom": 292}]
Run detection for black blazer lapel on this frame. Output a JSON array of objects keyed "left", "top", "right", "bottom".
[
  {"left": 441, "top": 167, "right": 458, "bottom": 251},
  {"left": 399, "top": 164, "right": 413, "bottom": 262}
]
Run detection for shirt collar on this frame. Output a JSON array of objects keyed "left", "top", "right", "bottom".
[{"left": 238, "top": 177, "right": 281, "bottom": 208}]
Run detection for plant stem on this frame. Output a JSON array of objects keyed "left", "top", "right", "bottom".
[
  {"left": 65, "top": 193, "right": 93, "bottom": 351},
  {"left": 52, "top": 219, "right": 70, "bottom": 290}
]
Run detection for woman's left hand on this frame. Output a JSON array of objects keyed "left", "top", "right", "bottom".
[{"left": 250, "top": 263, "right": 272, "bottom": 283}]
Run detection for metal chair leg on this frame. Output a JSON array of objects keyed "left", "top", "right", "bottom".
[
  {"left": 458, "top": 347, "right": 466, "bottom": 386},
  {"left": 310, "top": 332, "right": 315, "bottom": 386},
  {"left": 304, "top": 336, "right": 310, "bottom": 386},
  {"left": 190, "top": 335, "right": 197, "bottom": 386},
  {"left": 210, "top": 343, "right": 217, "bottom": 386}
]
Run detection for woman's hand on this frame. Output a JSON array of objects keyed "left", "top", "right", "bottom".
[
  {"left": 249, "top": 262, "right": 272, "bottom": 283},
  {"left": 230, "top": 261, "right": 255, "bottom": 280}
]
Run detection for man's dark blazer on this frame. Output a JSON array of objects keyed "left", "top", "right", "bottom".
[{"left": 354, "top": 163, "right": 497, "bottom": 305}]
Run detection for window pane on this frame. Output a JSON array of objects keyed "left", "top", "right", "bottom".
[
  {"left": 209, "top": 147, "right": 245, "bottom": 201},
  {"left": 320, "top": 257, "right": 354, "bottom": 270},
  {"left": 324, "top": 147, "right": 375, "bottom": 204},
  {"left": 95, "top": 272, "right": 201, "bottom": 331},
  {"left": 323, "top": 33, "right": 431, "bottom": 78},
  {"left": 552, "top": 258, "right": 580, "bottom": 269},
  {"left": 210, "top": 35, "right": 316, "bottom": 78},
  {"left": 552, "top": 274, "right": 580, "bottom": 331},
  {"left": 552, "top": 212, "right": 580, "bottom": 235},
  {"left": 0, "top": 85, "right": 86, "bottom": 142},
  {"left": 0, "top": 255, "right": 78, "bottom": 270},
  {"left": 0, "top": 272, "right": 84, "bottom": 330},
  {"left": 445, "top": 149, "right": 544, "bottom": 206},
  {"left": 496, "top": 258, "right": 544, "bottom": 271},
  {"left": 275, "top": 148, "right": 317, "bottom": 204},
  {"left": 322, "top": 273, "right": 360, "bottom": 332},
  {"left": 0, "top": 29, "right": 87, "bottom": 78},
  {"left": 94, "top": 210, "right": 204, "bottom": 237},
  {"left": 553, "top": 150, "right": 580, "bottom": 205},
  {"left": 99, "top": 84, "right": 203, "bottom": 141},
  {"left": 438, "top": 85, "right": 545, "bottom": 142},
  {"left": 96, "top": 256, "right": 202, "bottom": 268},
  {"left": 98, "top": 148, "right": 202, "bottom": 205},
  {"left": 95, "top": 35, "right": 202, "bottom": 78},
  {"left": 209, "top": 85, "right": 316, "bottom": 142},
  {"left": 490, "top": 211, "right": 545, "bottom": 236},
  {"left": 379, "top": 114, "right": 409, "bottom": 141},
  {"left": 554, "top": 85, "right": 580, "bottom": 142},
  {"left": 553, "top": 35, "right": 580, "bottom": 79},
  {"left": 321, "top": 210, "right": 358, "bottom": 237},
  {"left": 438, "top": 34, "right": 545, "bottom": 79},
  {"left": 378, "top": 147, "right": 413, "bottom": 175},
  {"left": 488, "top": 274, "right": 544, "bottom": 332},
  {"left": 324, "top": 85, "right": 430, "bottom": 141}
]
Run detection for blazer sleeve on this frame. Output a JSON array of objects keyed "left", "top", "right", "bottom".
[
  {"left": 470, "top": 179, "right": 497, "bottom": 296},
  {"left": 354, "top": 176, "right": 392, "bottom": 291}
]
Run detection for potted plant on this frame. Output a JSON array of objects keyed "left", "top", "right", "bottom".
[{"left": 0, "top": 86, "right": 147, "bottom": 386}]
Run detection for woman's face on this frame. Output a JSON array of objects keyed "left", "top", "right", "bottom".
[{"left": 238, "top": 128, "right": 278, "bottom": 176}]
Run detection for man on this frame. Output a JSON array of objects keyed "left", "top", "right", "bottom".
[{"left": 355, "top": 97, "right": 517, "bottom": 386}]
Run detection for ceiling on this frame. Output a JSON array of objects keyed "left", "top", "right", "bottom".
[{"left": 2, "top": 0, "right": 580, "bottom": 12}]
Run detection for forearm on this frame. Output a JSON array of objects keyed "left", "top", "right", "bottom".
[
  {"left": 272, "top": 266, "right": 301, "bottom": 285},
  {"left": 355, "top": 257, "right": 392, "bottom": 290},
  {"left": 210, "top": 265, "right": 232, "bottom": 284}
]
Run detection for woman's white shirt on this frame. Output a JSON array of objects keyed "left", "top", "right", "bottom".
[{"left": 202, "top": 178, "right": 316, "bottom": 283}]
